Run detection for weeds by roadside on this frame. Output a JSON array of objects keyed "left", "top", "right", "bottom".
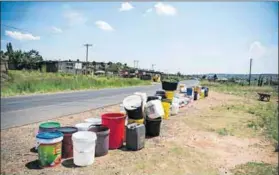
[
  {"left": 231, "top": 162, "right": 278, "bottom": 175},
  {"left": 1, "top": 70, "right": 151, "bottom": 97}
]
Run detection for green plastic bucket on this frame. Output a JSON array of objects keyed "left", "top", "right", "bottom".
[
  {"left": 36, "top": 131, "right": 64, "bottom": 168},
  {"left": 39, "top": 122, "right": 61, "bottom": 133}
]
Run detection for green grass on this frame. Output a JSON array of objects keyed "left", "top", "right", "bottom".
[
  {"left": 1, "top": 70, "right": 151, "bottom": 97},
  {"left": 201, "top": 80, "right": 277, "bottom": 99},
  {"left": 216, "top": 128, "right": 229, "bottom": 136},
  {"left": 201, "top": 80, "right": 278, "bottom": 142},
  {"left": 231, "top": 162, "right": 278, "bottom": 175}
]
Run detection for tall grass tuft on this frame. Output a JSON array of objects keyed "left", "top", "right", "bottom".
[{"left": 1, "top": 70, "right": 151, "bottom": 97}]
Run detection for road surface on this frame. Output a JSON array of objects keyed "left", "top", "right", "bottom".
[{"left": 1, "top": 80, "right": 198, "bottom": 129}]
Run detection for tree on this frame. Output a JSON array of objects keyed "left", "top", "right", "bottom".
[
  {"left": 177, "top": 71, "right": 181, "bottom": 77},
  {"left": 213, "top": 74, "right": 218, "bottom": 82},
  {"left": 202, "top": 75, "right": 206, "bottom": 79}
]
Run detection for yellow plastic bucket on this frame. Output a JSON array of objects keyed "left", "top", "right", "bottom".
[
  {"left": 165, "top": 91, "right": 175, "bottom": 100},
  {"left": 128, "top": 118, "right": 144, "bottom": 124},
  {"left": 161, "top": 100, "right": 171, "bottom": 120},
  {"left": 200, "top": 89, "right": 205, "bottom": 99}
]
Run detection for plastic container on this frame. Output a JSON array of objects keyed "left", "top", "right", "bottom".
[
  {"left": 144, "top": 100, "right": 164, "bottom": 119},
  {"left": 204, "top": 87, "right": 209, "bottom": 97},
  {"left": 147, "top": 96, "right": 161, "bottom": 102},
  {"left": 88, "top": 125, "right": 110, "bottom": 157},
  {"left": 84, "top": 118, "right": 102, "bottom": 125},
  {"left": 123, "top": 95, "right": 143, "bottom": 120},
  {"left": 161, "top": 99, "right": 171, "bottom": 119},
  {"left": 128, "top": 118, "right": 145, "bottom": 125},
  {"left": 155, "top": 90, "right": 166, "bottom": 99},
  {"left": 145, "top": 117, "right": 162, "bottom": 137},
  {"left": 36, "top": 131, "right": 64, "bottom": 167},
  {"left": 171, "top": 102, "right": 180, "bottom": 115},
  {"left": 126, "top": 123, "right": 145, "bottom": 151},
  {"left": 187, "top": 87, "right": 194, "bottom": 97},
  {"left": 101, "top": 112, "right": 126, "bottom": 149},
  {"left": 35, "top": 122, "right": 61, "bottom": 150},
  {"left": 39, "top": 122, "right": 61, "bottom": 133},
  {"left": 200, "top": 89, "right": 205, "bottom": 99},
  {"left": 162, "top": 81, "right": 178, "bottom": 91},
  {"left": 75, "top": 123, "right": 93, "bottom": 131},
  {"left": 165, "top": 91, "right": 175, "bottom": 100},
  {"left": 72, "top": 131, "right": 97, "bottom": 166},
  {"left": 57, "top": 127, "right": 78, "bottom": 159},
  {"left": 194, "top": 91, "right": 198, "bottom": 101},
  {"left": 134, "top": 92, "right": 147, "bottom": 119}
]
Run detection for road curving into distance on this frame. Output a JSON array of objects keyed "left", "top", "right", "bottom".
[{"left": 1, "top": 80, "right": 198, "bottom": 130}]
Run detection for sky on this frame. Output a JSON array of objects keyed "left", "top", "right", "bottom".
[{"left": 1, "top": 1, "right": 278, "bottom": 74}]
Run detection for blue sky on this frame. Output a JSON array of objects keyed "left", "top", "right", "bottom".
[{"left": 1, "top": 2, "right": 278, "bottom": 74}]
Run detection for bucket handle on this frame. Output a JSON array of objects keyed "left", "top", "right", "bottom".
[{"left": 74, "top": 147, "right": 94, "bottom": 153}]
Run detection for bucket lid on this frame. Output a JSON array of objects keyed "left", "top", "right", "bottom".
[
  {"left": 72, "top": 131, "right": 97, "bottom": 142},
  {"left": 123, "top": 95, "right": 142, "bottom": 110},
  {"left": 75, "top": 123, "right": 93, "bottom": 130},
  {"left": 39, "top": 122, "right": 60, "bottom": 129},
  {"left": 57, "top": 127, "right": 78, "bottom": 134},
  {"left": 84, "top": 118, "right": 102, "bottom": 124},
  {"left": 36, "top": 131, "right": 63, "bottom": 139}
]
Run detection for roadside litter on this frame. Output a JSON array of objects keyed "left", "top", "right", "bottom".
[{"left": 34, "top": 82, "right": 210, "bottom": 168}]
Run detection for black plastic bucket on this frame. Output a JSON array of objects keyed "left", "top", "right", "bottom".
[
  {"left": 145, "top": 117, "right": 162, "bottom": 137},
  {"left": 162, "top": 81, "right": 178, "bottom": 91},
  {"left": 88, "top": 125, "right": 110, "bottom": 157},
  {"left": 123, "top": 95, "right": 143, "bottom": 120},
  {"left": 205, "top": 87, "right": 209, "bottom": 97},
  {"left": 194, "top": 91, "right": 198, "bottom": 101},
  {"left": 147, "top": 96, "right": 161, "bottom": 102},
  {"left": 155, "top": 91, "right": 166, "bottom": 99},
  {"left": 125, "top": 106, "right": 143, "bottom": 120}
]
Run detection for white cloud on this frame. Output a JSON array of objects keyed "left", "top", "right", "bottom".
[
  {"left": 95, "top": 21, "right": 114, "bottom": 31},
  {"left": 154, "top": 2, "right": 177, "bottom": 16},
  {"left": 64, "top": 11, "right": 87, "bottom": 26},
  {"left": 249, "top": 41, "right": 266, "bottom": 59},
  {"left": 143, "top": 8, "right": 153, "bottom": 17},
  {"left": 51, "top": 26, "right": 63, "bottom": 33},
  {"left": 5, "top": 30, "right": 40, "bottom": 41},
  {"left": 119, "top": 2, "right": 134, "bottom": 12}
]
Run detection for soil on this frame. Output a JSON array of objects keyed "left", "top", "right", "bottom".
[{"left": 1, "top": 91, "right": 277, "bottom": 175}]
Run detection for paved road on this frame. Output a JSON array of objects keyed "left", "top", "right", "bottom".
[{"left": 1, "top": 80, "right": 198, "bottom": 129}]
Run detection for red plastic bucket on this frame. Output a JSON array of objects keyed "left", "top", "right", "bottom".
[{"left": 101, "top": 113, "right": 126, "bottom": 149}]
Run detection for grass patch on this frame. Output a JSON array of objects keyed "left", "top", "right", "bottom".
[
  {"left": 231, "top": 162, "right": 278, "bottom": 175},
  {"left": 216, "top": 128, "right": 229, "bottom": 136},
  {"left": 201, "top": 80, "right": 277, "bottom": 100},
  {"left": 1, "top": 70, "right": 151, "bottom": 97}
]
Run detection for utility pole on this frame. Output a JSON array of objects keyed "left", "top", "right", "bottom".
[
  {"left": 134, "top": 60, "right": 139, "bottom": 69},
  {"left": 248, "top": 58, "right": 253, "bottom": 86},
  {"left": 84, "top": 44, "right": 93, "bottom": 62}
]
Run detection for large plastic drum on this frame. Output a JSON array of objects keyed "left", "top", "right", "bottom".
[{"left": 101, "top": 113, "right": 126, "bottom": 149}]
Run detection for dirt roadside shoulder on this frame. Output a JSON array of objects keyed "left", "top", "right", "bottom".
[{"left": 1, "top": 91, "right": 277, "bottom": 175}]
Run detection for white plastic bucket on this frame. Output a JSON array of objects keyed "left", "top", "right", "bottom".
[
  {"left": 84, "top": 118, "right": 102, "bottom": 125},
  {"left": 144, "top": 100, "right": 164, "bottom": 119},
  {"left": 123, "top": 95, "right": 142, "bottom": 110},
  {"left": 171, "top": 102, "right": 180, "bottom": 115},
  {"left": 134, "top": 92, "right": 147, "bottom": 118},
  {"left": 72, "top": 131, "right": 97, "bottom": 166},
  {"left": 75, "top": 123, "right": 93, "bottom": 131}
]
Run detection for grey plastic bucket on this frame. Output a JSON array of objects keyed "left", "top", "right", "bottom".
[{"left": 88, "top": 125, "right": 110, "bottom": 157}]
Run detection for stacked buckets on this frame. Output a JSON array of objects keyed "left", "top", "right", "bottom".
[{"left": 161, "top": 81, "right": 179, "bottom": 119}]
